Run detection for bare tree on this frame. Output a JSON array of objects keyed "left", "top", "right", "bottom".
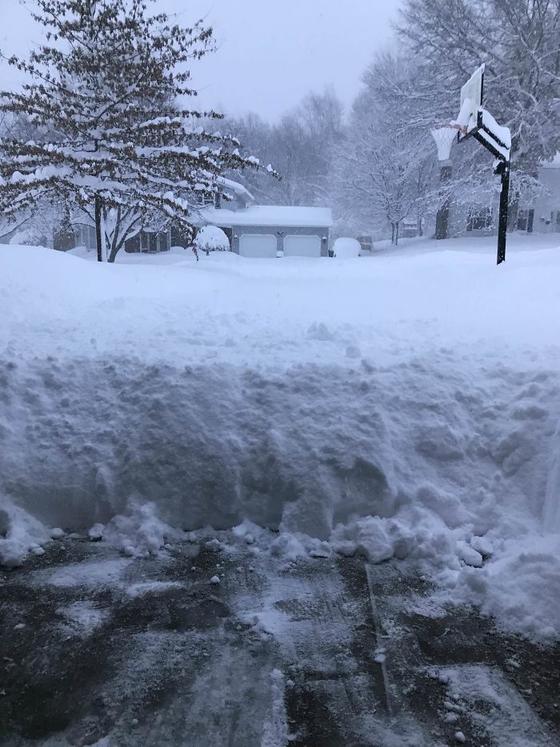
[
  {"left": 333, "top": 54, "right": 437, "bottom": 243},
  {"left": 224, "top": 88, "right": 344, "bottom": 207}
]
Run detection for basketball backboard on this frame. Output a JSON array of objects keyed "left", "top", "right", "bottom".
[
  {"left": 452, "top": 63, "right": 512, "bottom": 265},
  {"left": 457, "top": 64, "right": 485, "bottom": 139}
]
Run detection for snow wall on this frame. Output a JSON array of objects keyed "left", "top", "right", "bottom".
[
  {"left": 544, "top": 425, "right": 560, "bottom": 532},
  {"left": 1, "top": 354, "right": 557, "bottom": 541}
]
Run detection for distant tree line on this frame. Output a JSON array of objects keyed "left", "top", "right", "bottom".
[{"left": 1, "top": 0, "right": 559, "bottom": 249}]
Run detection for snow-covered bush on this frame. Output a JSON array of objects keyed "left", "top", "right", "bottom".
[{"left": 195, "top": 226, "right": 231, "bottom": 255}]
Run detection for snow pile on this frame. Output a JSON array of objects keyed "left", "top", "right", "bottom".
[
  {"left": 333, "top": 237, "right": 362, "bottom": 258},
  {"left": 0, "top": 495, "right": 51, "bottom": 567},
  {"left": 544, "top": 425, "right": 560, "bottom": 531},
  {"left": 456, "top": 532, "right": 560, "bottom": 641},
  {"left": 194, "top": 224, "right": 231, "bottom": 253},
  {"left": 1, "top": 238, "right": 560, "bottom": 640},
  {"left": 91, "top": 500, "right": 182, "bottom": 558}
]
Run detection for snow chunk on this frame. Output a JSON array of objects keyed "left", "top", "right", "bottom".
[
  {"left": 457, "top": 533, "right": 560, "bottom": 641},
  {"left": 457, "top": 541, "right": 483, "bottom": 568},
  {"left": 332, "top": 516, "right": 412, "bottom": 565},
  {"left": 470, "top": 535, "right": 493, "bottom": 557},
  {"left": 88, "top": 523, "right": 104, "bottom": 541},
  {"left": 306, "top": 322, "right": 335, "bottom": 341},
  {"left": 99, "top": 500, "right": 181, "bottom": 558},
  {"left": 0, "top": 496, "right": 50, "bottom": 567}
]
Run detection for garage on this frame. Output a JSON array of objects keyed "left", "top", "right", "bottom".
[
  {"left": 199, "top": 204, "right": 333, "bottom": 258},
  {"left": 239, "top": 234, "right": 277, "bottom": 258},
  {"left": 283, "top": 235, "right": 322, "bottom": 257}
]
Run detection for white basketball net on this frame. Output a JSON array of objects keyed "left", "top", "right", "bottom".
[{"left": 430, "top": 127, "right": 457, "bottom": 162}]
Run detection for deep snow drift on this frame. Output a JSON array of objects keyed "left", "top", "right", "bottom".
[{"left": 1, "top": 236, "right": 560, "bottom": 642}]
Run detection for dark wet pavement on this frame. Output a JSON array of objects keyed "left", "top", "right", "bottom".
[{"left": 1, "top": 536, "right": 559, "bottom": 746}]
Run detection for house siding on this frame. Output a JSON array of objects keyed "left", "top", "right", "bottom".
[
  {"left": 532, "top": 166, "right": 560, "bottom": 232},
  {"left": 449, "top": 163, "right": 560, "bottom": 237}
]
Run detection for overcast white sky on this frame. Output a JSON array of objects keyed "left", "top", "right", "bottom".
[{"left": 0, "top": 0, "right": 400, "bottom": 120}]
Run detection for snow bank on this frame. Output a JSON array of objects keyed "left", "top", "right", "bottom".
[
  {"left": 544, "top": 424, "right": 560, "bottom": 532},
  {"left": 1, "top": 237, "right": 560, "bottom": 640},
  {"left": 456, "top": 533, "right": 560, "bottom": 641}
]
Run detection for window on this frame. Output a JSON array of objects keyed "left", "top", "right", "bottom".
[
  {"left": 517, "top": 209, "right": 529, "bottom": 232},
  {"left": 156, "top": 232, "right": 169, "bottom": 252},
  {"left": 74, "top": 224, "right": 96, "bottom": 249},
  {"left": 466, "top": 207, "right": 493, "bottom": 231},
  {"left": 140, "top": 231, "right": 151, "bottom": 252}
]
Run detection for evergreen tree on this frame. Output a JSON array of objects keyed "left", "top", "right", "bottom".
[{"left": 0, "top": 0, "right": 258, "bottom": 262}]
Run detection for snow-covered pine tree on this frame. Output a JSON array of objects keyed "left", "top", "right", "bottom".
[{"left": 0, "top": 0, "right": 258, "bottom": 262}]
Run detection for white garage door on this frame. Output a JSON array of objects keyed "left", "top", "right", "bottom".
[
  {"left": 284, "top": 235, "right": 322, "bottom": 257},
  {"left": 239, "top": 234, "right": 277, "bottom": 258}
]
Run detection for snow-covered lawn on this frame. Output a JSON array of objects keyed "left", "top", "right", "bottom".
[{"left": 1, "top": 234, "right": 560, "bottom": 643}]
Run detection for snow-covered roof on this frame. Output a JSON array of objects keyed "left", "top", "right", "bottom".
[{"left": 200, "top": 205, "right": 333, "bottom": 229}]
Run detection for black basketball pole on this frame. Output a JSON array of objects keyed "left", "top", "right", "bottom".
[
  {"left": 497, "top": 162, "right": 510, "bottom": 265},
  {"left": 95, "top": 194, "right": 103, "bottom": 263},
  {"left": 472, "top": 126, "right": 511, "bottom": 265}
]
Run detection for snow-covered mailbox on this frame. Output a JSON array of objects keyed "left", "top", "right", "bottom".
[{"left": 199, "top": 204, "right": 333, "bottom": 258}]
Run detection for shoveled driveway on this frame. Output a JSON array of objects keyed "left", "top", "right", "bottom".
[{"left": 1, "top": 535, "right": 559, "bottom": 746}]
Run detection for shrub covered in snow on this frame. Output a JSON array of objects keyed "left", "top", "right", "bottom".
[{"left": 195, "top": 226, "right": 231, "bottom": 255}]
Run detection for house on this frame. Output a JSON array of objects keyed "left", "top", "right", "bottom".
[
  {"left": 198, "top": 204, "right": 333, "bottom": 258},
  {"left": 196, "top": 178, "right": 333, "bottom": 257},
  {"left": 524, "top": 154, "right": 560, "bottom": 233},
  {"left": 57, "top": 177, "right": 333, "bottom": 258},
  {"left": 452, "top": 154, "right": 560, "bottom": 237}
]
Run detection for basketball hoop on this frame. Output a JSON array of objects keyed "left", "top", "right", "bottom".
[
  {"left": 430, "top": 127, "right": 457, "bottom": 163},
  {"left": 451, "top": 64, "right": 511, "bottom": 265}
]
